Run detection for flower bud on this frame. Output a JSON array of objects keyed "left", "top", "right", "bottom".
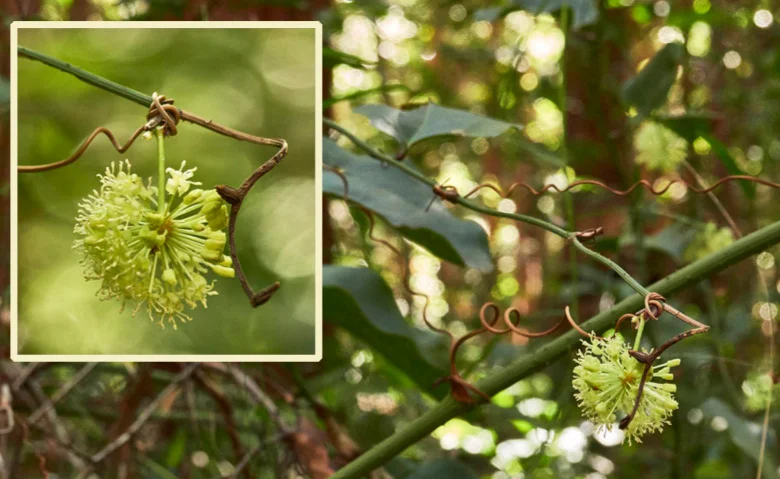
[{"left": 212, "top": 264, "right": 235, "bottom": 278}]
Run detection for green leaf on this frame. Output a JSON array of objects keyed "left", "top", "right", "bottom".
[
  {"left": 323, "top": 265, "right": 448, "bottom": 399},
  {"left": 323, "top": 139, "right": 493, "bottom": 271},
  {"left": 700, "top": 398, "right": 779, "bottom": 479},
  {"left": 354, "top": 103, "right": 523, "bottom": 148},
  {"left": 323, "top": 47, "right": 375, "bottom": 70},
  {"left": 476, "top": 0, "right": 599, "bottom": 29},
  {"left": 707, "top": 137, "right": 755, "bottom": 199},
  {"left": 407, "top": 459, "right": 478, "bottom": 479},
  {"left": 0, "top": 76, "right": 8, "bottom": 117},
  {"left": 655, "top": 114, "right": 754, "bottom": 198},
  {"left": 324, "top": 84, "right": 411, "bottom": 110},
  {"left": 138, "top": 456, "right": 180, "bottom": 479},
  {"left": 516, "top": 0, "right": 598, "bottom": 29},
  {"left": 622, "top": 42, "right": 685, "bottom": 118},
  {"left": 653, "top": 112, "right": 718, "bottom": 142},
  {"left": 640, "top": 223, "right": 697, "bottom": 261},
  {"left": 164, "top": 429, "right": 188, "bottom": 468}
]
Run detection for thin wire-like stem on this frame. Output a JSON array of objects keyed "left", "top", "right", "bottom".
[
  {"left": 557, "top": 6, "right": 579, "bottom": 321},
  {"left": 28, "top": 363, "right": 97, "bottom": 425},
  {"left": 155, "top": 127, "right": 166, "bottom": 213},
  {"left": 18, "top": 126, "right": 146, "bottom": 173},
  {"left": 91, "top": 363, "right": 199, "bottom": 464}
]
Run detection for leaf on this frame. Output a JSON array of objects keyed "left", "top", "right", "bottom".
[
  {"left": 476, "top": 0, "right": 598, "bottom": 29},
  {"left": 323, "top": 265, "right": 448, "bottom": 398},
  {"left": 354, "top": 103, "right": 523, "bottom": 148},
  {"left": 323, "top": 47, "right": 375, "bottom": 70},
  {"left": 622, "top": 42, "right": 685, "bottom": 118},
  {"left": 516, "top": 0, "right": 598, "bottom": 29},
  {"left": 0, "top": 76, "right": 8, "bottom": 117},
  {"left": 323, "top": 139, "right": 493, "bottom": 271},
  {"left": 643, "top": 223, "right": 697, "bottom": 261},
  {"left": 164, "top": 429, "right": 188, "bottom": 468},
  {"left": 700, "top": 398, "right": 779, "bottom": 479},
  {"left": 407, "top": 459, "right": 478, "bottom": 479},
  {"left": 324, "top": 84, "right": 411, "bottom": 110},
  {"left": 653, "top": 112, "right": 718, "bottom": 141},
  {"left": 655, "top": 114, "right": 754, "bottom": 198},
  {"left": 707, "top": 137, "right": 755, "bottom": 199}
]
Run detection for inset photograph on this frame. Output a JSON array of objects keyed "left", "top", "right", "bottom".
[{"left": 11, "top": 22, "right": 321, "bottom": 360}]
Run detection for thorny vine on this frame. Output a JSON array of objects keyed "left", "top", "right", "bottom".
[{"left": 325, "top": 122, "right": 780, "bottom": 431}]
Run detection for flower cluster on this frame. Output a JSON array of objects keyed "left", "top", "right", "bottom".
[
  {"left": 572, "top": 334, "right": 680, "bottom": 444},
  {"left": 73, "top": 160, "right": 234, "bottom": 329}
]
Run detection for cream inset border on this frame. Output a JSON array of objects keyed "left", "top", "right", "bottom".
[{"left": 10, "top": 21, "right": 323, "bottom": 362}]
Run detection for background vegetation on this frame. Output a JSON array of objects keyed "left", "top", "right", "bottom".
[{"left": 0, "top": 0, "right": 778, "bottom": 478}]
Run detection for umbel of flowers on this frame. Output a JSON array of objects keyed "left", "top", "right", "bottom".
[
  {"left": 572, "top": 330, "right": 680, "bottom": 444},
  {"left": 73, "top": 134, "right": 234, "bottom": 329}
]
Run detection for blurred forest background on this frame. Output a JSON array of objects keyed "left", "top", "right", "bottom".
[
  {"left": 17, "top": 28, "right": 317, "bottom": 355},
  {"left": 0, "top": 0, "right": 779, "bottom": 479}
]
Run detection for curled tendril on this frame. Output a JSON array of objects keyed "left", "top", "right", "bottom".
[
  {"left": 480, "top": 303, "right": 565, "bottom": 337},
  {"left": 461, "top": 176, "right": 780, "bottom": 199}
]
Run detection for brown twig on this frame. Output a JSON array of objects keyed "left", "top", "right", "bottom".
[
  {"left": 204, "top": 363, "right": 291, "bottom": 435},
  {"left": 28, "top": 363, "right": 97, "bottom": 425},
  {"left": 91, "top": 363, "right": 199, "bottom": 464},
  {"left": 192, "top": 371, "right": 250, "bottom": 479}
]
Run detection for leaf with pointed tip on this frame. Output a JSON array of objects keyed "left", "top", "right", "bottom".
[
  {"left": 623, "top": 42, "right": 685, "bottom": 118},
  {"left": 475, "top": 0, "right": 598, "bottom": 29},
  {"left": 323, "top": 139, "right": 493, "bottom": 272},
  {"left": 354, "top": 103, "right": 523, "bottom": 148},
  {"left": 323, "top": 47, "right": 375, "bottom": 70},
  {"left": 323, "top": 265, "right": 448, "bottom": 399}
]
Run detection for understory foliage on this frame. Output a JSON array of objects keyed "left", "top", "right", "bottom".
[{"left": 2, "top": 1, "right": 780, "bottom": 479}]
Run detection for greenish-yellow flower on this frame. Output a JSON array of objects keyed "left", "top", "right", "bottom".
[
  {"left": 73, "top": 160, "right": 234, "bottom": 329},
  {"left": 572, "top": 334, "right": 680, "bottom": 444}
]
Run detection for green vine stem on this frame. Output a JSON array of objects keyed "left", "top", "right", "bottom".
[
  {"left": 330, "top": 219, "right": 780, "bottom": 478},
  {"left": 633, "top": 317, "right": 646, "bottom": 350},
  {"left": 155, "top": 128, "right": 166, "bottom": 213},
  {"left": 324, "top": 118, "right": 649, "bottom": 297},
  {"left": 19, "top": 46, "right": 153, "bottom": 107}
]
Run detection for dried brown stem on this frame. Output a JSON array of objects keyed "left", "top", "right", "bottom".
[
  {"left": 28, "top": 363, "right": 97, "bottom": 425},
  {"left": 192, "top": 371, "right": 250, "bottom": 479},
  {"left": 91, "top": 363, "right": 199, "bottom": 464}
]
